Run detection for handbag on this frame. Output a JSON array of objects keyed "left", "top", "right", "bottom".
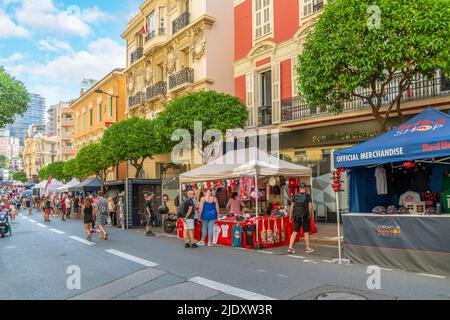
[
  {"left": 266, "top": 218, "right": 274, "bottom": 245},
  {"left": 260, "top": 218, "right": 267, "bottom": 244},
  {"left": 281, "top": 218, "right": 286, "bottom": 242},
  {"left": 273, "top": 218, "right": 280, "bottom": 243}
]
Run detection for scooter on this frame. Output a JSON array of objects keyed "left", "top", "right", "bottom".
[{"left": 0, "top": 210, "right": 12, "bottom": 238}]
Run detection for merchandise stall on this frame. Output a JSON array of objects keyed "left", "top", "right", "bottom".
[
  {"left": 56, "top": 178, "right": 81, "bottom": 194},
  {"left": 68, "top": 177, "right": 103, "bottom": 194},
  {"left": 334, "top": 108, "right": 450, "bottom": 275},
  {"left": 178, "top": 148, "right": 316, "bottom": 249}
]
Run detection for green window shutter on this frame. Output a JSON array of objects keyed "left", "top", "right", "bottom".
[
  {"left": 82, "top": 113, "right": 86, "bottom": 129},
  {"left": 108, "top": 96, "right": 112, "bottom": 117},
  {"left": 98, "top": 103, "right": 102, "bottom": 122},
  {"left": 89, "top": 109, "right": 93, "bottom": 126}
]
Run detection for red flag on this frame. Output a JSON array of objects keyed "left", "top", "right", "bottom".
[
  {"left": 45, "top": 176, "right": 52, "bottom": 192},
  {"left": 141, "top": 19, "right": 148, "bottom": 35}
]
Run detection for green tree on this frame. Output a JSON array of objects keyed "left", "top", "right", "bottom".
[
  {"left": 75, "top": 143, "right": 115, "bottom": 181},
  {"left": 156, "top": 90, "right": 248, "bottom": 153},
  {"left": 101, "top": 117, "right": 163, "bottom": 178},
  {"left": 63, "top": 158, "right": 83, "bottom": 180},
  {"left": 38, "top": 165, "right": 49, "bottom": 180},
  {"left": 0, "top": 155, "right": 8, "bottom": 168},
  {"left": 81, "top": 78, "right": 98, "bottom": 91},
  {"left": 12, "top": 171, "right": 27, "bottom": 183},
  {"left": 0, "top": 66, "right": 30, "bottom": 128},
  {"left": 297, "top": 0, "right": 450, "bottom": 131}
]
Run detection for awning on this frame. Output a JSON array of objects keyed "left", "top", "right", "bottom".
[
  {"left": 56, "top": 178, "right": 81, "bottom": 193},
  {"left": 334, "top": 108, "right": 450, "bottom": 168},
  {"left": 69, "top": 177, "right": 103, "bottom": 192},
  {"left": 180, "top": 147, "right": 312, "bottom": 182}
]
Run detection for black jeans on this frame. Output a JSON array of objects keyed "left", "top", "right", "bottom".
[{"left": 109, "top": 211, "right": 116, "bottom": 225}]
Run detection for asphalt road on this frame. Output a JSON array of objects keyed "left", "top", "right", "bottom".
[{"left": 1, "top": 209, "right": 449, "bottom": 300}]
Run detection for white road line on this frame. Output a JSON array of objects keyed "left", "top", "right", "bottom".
[
  {"left": 189, "top": 277, "right": 276, "bottom": 301},
  {"left": 322, "top": 260, "right": 335, "bottom": 263},
  {"left": 380, "top": 268, "right": 393, "bottom": 272},
  {"left": 288, "top": 255, "right": 305, "bottom": 259},
  {"left": 416, "top": 273, "right": 446, "bottom": 279},
  {"left": 49, "top": 228, "right": 65, "bottom": 234},
  {"left": 69, "top": 236, "right": 95, "bottom": 246},
  {"left": 29, "top": 219, "right": 36, "bottom": 223},
  {"left": 36, "top": 223, "right": 47, "bottom": 228},
  {"left": 256, "top": 250, "right": 274, "bottom": 255},
  {"left": 105, "top": 249, "right": 159, "bottom": 267}
]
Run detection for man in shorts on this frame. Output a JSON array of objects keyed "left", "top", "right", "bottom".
[
  {"left": 288, "top": 182, "right": 314, "bottom": 254},
  {"left": 145, "top": 194, "right": 156, "bottom": 236},
  {"left": 182, "top": 191, "right": 198, "bottom": 249},
  {"left": 94, "top": 192, "right": 109, "bottom": 240}
]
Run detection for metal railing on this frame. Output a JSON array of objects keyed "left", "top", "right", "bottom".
[
  {"left": 144, "top": 30, "right": 156, "bottom": 42},
  {"left": 147, "top": 81, "right": 167, "bottom": 100},
  {"left": 281, "top": 71, "right": 450, "bottom": 122},
  {"left": 313, "top": 0, "right": 324, "bottom": 12},
  {"left": 128, "top": 92, "right": 146, "bottom": 108},
  {"left": 172, "top": 12, "right": 190, "bottom": 34},
  {"left": 258, "top": 105, "right": 272, "bottom": 127},
  {"left": 130, "top": 47, "right": 143, "bottom": 64},
  {"left": 169, "top": 68, "right": 194, "bottom": 90}
]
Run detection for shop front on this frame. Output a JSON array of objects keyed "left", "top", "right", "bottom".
[
  {"left": 334, "top": 108, "right": 450, "bottom": 276},
  {"left": 177, "top": 148, "right": 317, "bottom": 249}
]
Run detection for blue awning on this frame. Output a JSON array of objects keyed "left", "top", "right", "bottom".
[{"left": 334, "top": 108, "right": 450, "bottom": 168}]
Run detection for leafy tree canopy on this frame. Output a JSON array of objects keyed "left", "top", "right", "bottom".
[
  {"left": 12, "top": 171, "right": 27, "bottom": 183},
  {"left": 75, "top": 143, "right": 115, "bottom": 181},
  {"left": 297, "top": 0, "right": 450, "bottom": 131},
  {"left": 0, "top": 66, "right": 30, "bottom": 128}
]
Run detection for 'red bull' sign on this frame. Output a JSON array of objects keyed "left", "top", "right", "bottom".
[
  {"left": 422, "top": 141, "right": 450, "bottom": 152},
  {"left": 394, "top": 119, "right": 446, "bottom": 136}
]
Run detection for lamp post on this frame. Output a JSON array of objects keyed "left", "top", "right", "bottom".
[{"left": 95, "top": 89, "right": 119, "bottom": 180}]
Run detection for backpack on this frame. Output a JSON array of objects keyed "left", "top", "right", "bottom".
[
  {"left": 100, "top": 200, "right": 107, "bottom": 215},
  {"left": 177, "top": 200, "right": 187, "bottom": 218},
  {"left": 293, "top": 192, "right": 310, "bottom": 218}
]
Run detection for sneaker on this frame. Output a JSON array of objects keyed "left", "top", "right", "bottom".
[
  {"left": 197, "top": 241, "right": 205, "bottom": 246},
  {"left": 207, "top": 242, "right": 214, "bottom": 247},
  {"left": 287, "top": 248, "right": 295, "bottom": 254},
  {"left": 104, "top": 233, "right": 108, "bottom": 240},
  {"left": 191, "top": 243, "right": 199, "bottom": 248},
  {"left": 99, "top": 234, "right": 104, "bottom": 239},
  {"left": 306, "top": 248, "right": 315, "bottom": 254},
  {"left": 185, "top": 243, "right": 191, "bottom": 249}
]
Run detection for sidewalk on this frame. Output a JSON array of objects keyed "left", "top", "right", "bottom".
[{"left": 310, "top": 222, "right": 343, "bottom": 246}]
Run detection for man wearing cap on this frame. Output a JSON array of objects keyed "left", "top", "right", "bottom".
[
  {"left": 145, "top": 194, "right": 156, "bottom": 236},
  {"left": 288, "top": 182, "right": 314, "bottom": 254}
]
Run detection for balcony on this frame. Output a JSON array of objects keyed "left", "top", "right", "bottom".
[
  {"left": 172, "top": 12, "right": 190, "bottom": 35},
  {"left": 258, "top": 105, "right": 272, "bottom": 127},
  {"left": 130, "top": 47, "right": 143, "bottom": 65},
  {"left": 313, "top": 0, "right": 324, "bottom": 13},
  {"left": 169, "top": 68, "right": 194, "bottom": 90},
  {"left": 147, "top": 81, "right": 167, "bottom": 100},
  {"left": 281, "top": 71, "right": 450, "bottom": 122},
  {"left": 128, "top": 92, "right": 146, "bottom": 108},
  {"left": 144, "top": 30, "right": 156, "bottom": 42}
]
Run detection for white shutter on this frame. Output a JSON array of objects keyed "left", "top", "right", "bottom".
[
  {"left": 303, "top": 0, "right": 313, "bottom": 17},
  {"left": 263, "top": 0, "right": 271, "bottom": 34},
  {"left": 272, "top": 62, "right": 281, "bottom": 124},
  {"left": 246, "top": 73, "right": 255, "bottom": 127},
  {"left": 254, "top": 0, "right": 262, "bottom": 38},
  {"left": 291, "top": 56, "right": 299, "bottom": 97}
]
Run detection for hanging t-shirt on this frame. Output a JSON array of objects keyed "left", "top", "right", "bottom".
[
  {"left": 374, "top": 167, "right": 388, "bottom": 195},
  {"left": 422, "top": 191, "right": 438, "bottom": 207},
  {"left": 243, "top": 224, "right": 256, "bottom": 247},
  {"left": 221, "top": 224, "right": 230, "bottom": 238},
  {"left": 394, "top": 170, "right": 412, "bottom": 196},
  {"left": 443, "top": 171, "right": 450, "bottom": 191},
  {"left": 441, "top": 191, "right": 450, "bottom": 214},
  {"left": 212, "top": 224, "right": 221, "bottom": 244},
  {"left": 399, "top": 191, "right": 421, "bottom": 207},
  {"left": 411, "top": 166, "right": 431, "bottom": 192},
  {"left": 231, "top": 224, "right": 243, "bottom": 247}
]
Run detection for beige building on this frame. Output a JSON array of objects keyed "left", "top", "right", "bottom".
[
  {"left": 23, "top": 133, "right": 57, "bottom": 181},
  {"left": 121, "top": 0, "right": 235, "bottom": 180},
  {"left": 0, "top": 130, "right": 21, "bottom": 160}
]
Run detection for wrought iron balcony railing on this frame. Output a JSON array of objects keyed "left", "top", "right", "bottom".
[
  {"left": 128, "top": 92, "right": 146, "bottom": 108},
  {"left": 281, "top": 71, "right": 450, "bottom": 122},
  {"left": 144, "top": 30, "right": 156, "bottom": 42},
  {"left": 130, "top": 47, "right": 143, "bottom": 64},
  {"left": 169, "top": 68, "right": 194, "bottom": 90},
  {"left": 172, "top": 12, "right": 190, "bottom": 34},
  {"left": 258, "top": 105, "right": 272, "bottom": 127},
  {"left": 147, "top": 81, "right": 167, "bottom": 100},
  {"left": 313, "top": 0, "right": 324, "bottom": 13}
]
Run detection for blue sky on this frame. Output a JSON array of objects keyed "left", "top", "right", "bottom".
[{"left": 0, "top": 0, "right": 142, "bottom": 108}]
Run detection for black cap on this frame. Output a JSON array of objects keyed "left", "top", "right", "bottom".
[{"left": 300, "top": 182, "right": 307, "bottom": 188}]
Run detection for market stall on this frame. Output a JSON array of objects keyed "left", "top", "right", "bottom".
[
  {"left": 178, "top": 147, "right": 316, "bottom": 249},
  {"left": 56, "top": 178, "right": 80, "bottom": 193},
  {"left": 334, "top": 108, "right": 450, "bottom": 275},
  {"left": 33, "top": 178, "right": 64, "bottom": 196},
  {"left": 68, "top": 177, "right": 103, "bottom": 193}
]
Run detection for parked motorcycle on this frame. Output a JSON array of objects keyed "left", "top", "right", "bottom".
[
  {"left": 0, "top": 209, "right": 12, "bottom": 238},
  {"left": 159, "top": 201, "right": 178, "bottom": 233}
]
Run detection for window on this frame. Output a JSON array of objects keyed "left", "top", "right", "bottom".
[
  {"left": 159, "top": 7, "right": 165, "bottom": 33},
  {"left": 181, "top": 48, "right": 190, "bottom": 69},
  {"left": 82, "top": 113, "right": 86, "bottom": 129},
  {"left": 259, "top": 70, "right": 272, "bottom": 107},
  {"left": 254, "top": 0, "right": 272, "bottom": 39},
  {"left": 135, "top": 32, "right": 143, "bottom": 48},
  {"left": 89, "top": 109, "right": 93, "bottom": 127},
  {"left": 158, "top": 63, "right": 165, "bottom": 81},
  {"left": 108, "top": 96, "right": 113, "bottom": 117},
  {"left": 98, "top": 103, "right": 102, "bottom": 122},
  {"left": 148, "top": 11, "right": 155, "bottom": 34},
  {"left": 302, "top": 0, "right": 313, "bottom": 17}
]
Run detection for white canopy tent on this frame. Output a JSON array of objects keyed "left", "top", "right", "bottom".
[
  {"left": 33, "top": 179, "right": 64, "bottom": 195},
  {"left": 56, "top": 178, "right": 81, "bottom": 193},
  {"left": 33, "top": 180, "right": 48, "bottom": 189},
  {"left": 13, "top": 181, "right": 24, "bottom": 187},
  {"left": 180, "top": 148, "right": 313, "bottom": 246}
]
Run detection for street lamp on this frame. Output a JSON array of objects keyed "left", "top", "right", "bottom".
[{"left": 95, "top": 88, "right": 119, "bottom": 179}]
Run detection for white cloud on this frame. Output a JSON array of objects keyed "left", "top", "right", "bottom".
[
  {"left": 0, "top": 52, "right": 25, "bottom": 64},
  {"left": 0, "top": 9, "right": 29, "bottom": 38},
  {"left": 37, "top": 39, "right": 72, "bottom": 53},
  {"left": 81, "top": 6, "right": 113, "bottom": 24}
]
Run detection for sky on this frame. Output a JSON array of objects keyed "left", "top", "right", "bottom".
[{"left": 0, "top": 0, "right": 143, "bottom": 108}]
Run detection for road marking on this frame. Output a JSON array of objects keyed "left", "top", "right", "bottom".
[
  {"left": 416, "top": 273, "right": 446, "bottom": 279},
  {"left": 49, "top": 228, "right": 65, "bottom": 234},
  {"left": 322, "top": 260, "right": 335, "bottom": 263},
  {"left": 257, "top": 250, "right": 274, "bottom": 255},
  {"left": 380, "top": 268, "right": 393, "bottom": 272},
  {"left": 159, "top": 233, "right": 177, "bottom": 238},
  {"left": 36, "top": 223, "right": 47, "bottom": 228},
  {"left": 69, "top": 236, "right": 95, "bottom": 246},
  {"left": 189, "top": 277, "right": 276, "bottom": 300},
  {"left": 288, "top": 255, "right": 305, "bottom": 259},
  {"left": 29, "top": 219, "right": 36, "bottom": 223},
  {"left": 105, "top": 249, "right": 159, "bottom": 267}
]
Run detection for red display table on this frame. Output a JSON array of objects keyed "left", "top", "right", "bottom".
[{"left": 177, "top": 216, "right": 317, "bottom": 249}]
